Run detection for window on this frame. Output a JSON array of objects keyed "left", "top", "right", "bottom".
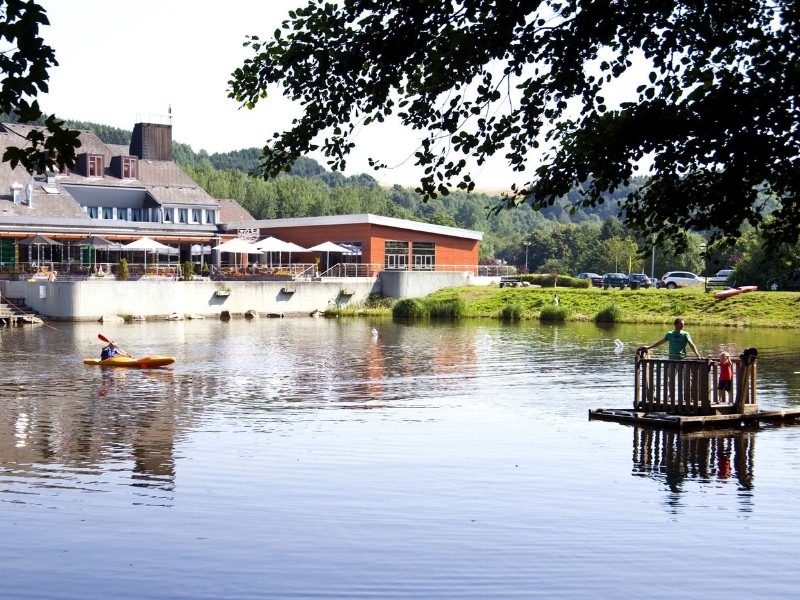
[
  {"left": 384, "top": 241, "right": 409, "bottom": 270},
  {"left": 205, "top": 210, "right": 216, "bottom": 224},
  {"left": 178, "top": 209, "right": 188, "bottom": 224},
  {"left": 412, "top": 242, "right": 436, "bottom": 271},
  {"left": 88, "top": 154, "right": 103, "bottom": 177},
  {"left": 86, "top": 206, "right": 98, "bottom": 218},
  {"left": 117, "top": 208, "right": 128, "bottom": 220},
  {"left": 102, "top": 207, "right": 113, "bottom": 220},
  {"left": 163, "top": 208, "right": 173, "bottom": 223},
  {"left": 122, "top": 157, "right": 138, "bottom": 179},
  {"left": 192, "top": 209, "right": 202, "bottom": 223}
]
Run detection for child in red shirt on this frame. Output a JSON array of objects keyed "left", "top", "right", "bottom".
[{"left": 717, "top": 352, "right": 734, "bottom": 403}]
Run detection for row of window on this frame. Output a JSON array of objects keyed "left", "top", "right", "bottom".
[
  {"left": 163, "top": 207, "right": 216, "bottom": 225},
  {"left": 384, "top": 241, "right": 436, "bottom": 270},
  {"left": 84, "top": 206, "right": 217, "bottom": 224},
  {"left": 85, "top": 154, "right": 138, "bottom": 179}
]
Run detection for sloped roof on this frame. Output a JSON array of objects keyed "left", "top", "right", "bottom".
[
  {"left": 218, "top": 198, "right": 255, "bottom": 223},
  {"left": 0, "top": 123, "right": 217, "bottom": 210}
]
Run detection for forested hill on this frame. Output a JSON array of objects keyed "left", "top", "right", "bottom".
[{"left": 9, "top": 117, "right": 644, "bottom": 264}]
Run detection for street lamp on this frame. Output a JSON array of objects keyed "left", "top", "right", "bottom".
[
  {"left": 651, "top": 234, "right": 657, "bottom": 280},
  {"left": 700, "top": 243, "right": 708, "bottom": 292},
  {"left": 523, "top": 241, "right": 531, "bottom": 274}
]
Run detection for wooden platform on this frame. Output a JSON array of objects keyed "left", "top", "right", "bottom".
[{"left": 589, "top": 407, "right": 800, "bottom": 431}]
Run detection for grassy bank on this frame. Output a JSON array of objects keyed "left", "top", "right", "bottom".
[{"left": 334, "top": 286, "right": 800, "bottom": 328}]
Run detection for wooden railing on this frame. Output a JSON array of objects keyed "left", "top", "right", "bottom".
[{"left": 634, "top": 348, "right": 758, "bottom": 416}]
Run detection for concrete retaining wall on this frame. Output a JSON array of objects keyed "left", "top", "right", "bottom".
[
  {"left": 0, "top": 278, "right": 381, "bottom": 321},
  {"left": 0, "top": 271, "right": 479, "bottom": 320},
  {"left": 378, "top": 270, "right": 474, "bottom": 298}
]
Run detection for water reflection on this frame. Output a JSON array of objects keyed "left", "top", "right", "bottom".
[
  {"left": 0, "top": 365, "right": 180, "bottom": 507},
  {"left": 1, "top": 320, "right": 799, "bottom": 599},
  {"left": 631, "top": 426, "right": 755, "bottom": 506}
]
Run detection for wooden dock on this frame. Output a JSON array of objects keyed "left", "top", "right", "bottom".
[{"left": 590, "top": 347, "right": 800, "bottom": 431}]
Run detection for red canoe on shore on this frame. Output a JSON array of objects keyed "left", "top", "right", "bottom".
[{"left": 714, "top": 285, "right": 758, "bottom": 299}]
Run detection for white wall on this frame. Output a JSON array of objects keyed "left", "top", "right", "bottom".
[
  {"left": 1, "top": 271, "right": 478, "bottom": 321},
  {"left": 0, "top": 279, "right": 380, "bottom": 321}
]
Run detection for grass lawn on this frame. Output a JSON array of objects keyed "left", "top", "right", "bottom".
[{"left": 341, "top": 285, "right": 800, "bottom": 328}]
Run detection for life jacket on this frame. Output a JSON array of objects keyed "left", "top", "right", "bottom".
[{"left": 101, "top": 346, "right": 116, "bottom": 360}]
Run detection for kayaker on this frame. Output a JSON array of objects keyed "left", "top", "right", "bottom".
[{"left": 101, "top": 342, "right": 131, "bottom": 360}]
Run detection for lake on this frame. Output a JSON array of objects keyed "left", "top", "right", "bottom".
[{"left": 1, "top": 318, "right": 799, "bottom": 599}]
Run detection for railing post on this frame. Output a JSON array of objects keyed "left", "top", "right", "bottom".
[{"left": 733, "top": 348, "right": 759, "bottom": 414}]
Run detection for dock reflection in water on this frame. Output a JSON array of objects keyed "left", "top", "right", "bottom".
[{"left": 631, "top": 426, "right": 755, "bottom": 496}]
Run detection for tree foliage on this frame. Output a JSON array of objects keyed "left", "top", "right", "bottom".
[
  {"left": 0, "top": 0, "right": 79, "bottom": 172},
  {"left": 229, "top": 0, "right": 800, "bottom": 249}
]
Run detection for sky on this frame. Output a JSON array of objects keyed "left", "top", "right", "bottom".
[{"left": 35, "top": 0, "right": 518, "bottom": 189}]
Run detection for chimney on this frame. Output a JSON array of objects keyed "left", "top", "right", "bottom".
[
  {"left": 130, "top": 123, "right": 173, "bottom": 161},
  {"left": 25, "top": 183, "right": 33, "bottom": 208},
  {"left": 11, "top": 182, "right": 22, "bottom": 204}
]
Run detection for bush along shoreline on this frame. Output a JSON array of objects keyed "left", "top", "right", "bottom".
[{"left": 328, "top": 286, "right": 800, "bottom": 328}]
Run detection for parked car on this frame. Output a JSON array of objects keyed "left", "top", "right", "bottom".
[
  {"left": 576, "top": 272, "right": 603, "bottom": 287},
  {"left": 766, "top": 270, "right": 800, "bottom": 291},
  {"left": 708, "top": 269, "right": 735, "bottom": 288},
  {"left": 627, "top": 273, "right": 652, "bottom": 289},
  {"left": 602, "top": 272, "right": 628, "bottom": 289},
  {"left": 660, "top": 271, "right": 704, "bottom": 289}
]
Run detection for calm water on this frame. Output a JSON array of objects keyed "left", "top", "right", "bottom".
[{"left": 1, "top": 318, "right": 799, "bottom": 599}]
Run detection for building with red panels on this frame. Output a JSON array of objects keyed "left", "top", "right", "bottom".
[{"left": 226, "top": 214, "right": 483, "bottom": 275}]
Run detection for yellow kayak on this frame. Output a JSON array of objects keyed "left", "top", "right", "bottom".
[{"left": 84, "top": 356, "right": 175, "bottom": 368}]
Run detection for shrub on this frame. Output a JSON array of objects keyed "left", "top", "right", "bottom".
[
  {"left": 117, "top": 258, "right": 129, "bottom": 281},
  {"left": 539, "top": 305, "right": 570, "bottom": 322},
  {"left": 365, "top": 293, "right": 395, "bottom": 309},
  {"left": 182, "top": 261, "right": 194, "bottom": 281},
  {"left": 392, "top": 298, "right": 429, "bottom": 318},
  {"left": 428, "top": 298, "right": 466, "bottom": 318},
  {"left": 595, "top": 303, "right": 623, "bottom": 323},
  {"left": 500, "top": 304, "right": 523, "bottom": 321},
  {"left": 517, "top": 273, "right": 589, "bottom": 288}
]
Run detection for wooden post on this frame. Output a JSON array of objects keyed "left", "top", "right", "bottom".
[{"left": 733, "top": 348, "right": 758, "bottom": 414}]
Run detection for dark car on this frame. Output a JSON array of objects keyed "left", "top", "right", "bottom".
[
  {"left": 576, "top": 272, "right": 603, "bottom": 287},
  {"left": 627, "top": 273, "right": 652, "bottom": 289},
  {"left": 602, "top": 272, "right": 628, "bottom": 289},
  {"left": 766, "top": 270, "right": 800, "bottom": 291}
]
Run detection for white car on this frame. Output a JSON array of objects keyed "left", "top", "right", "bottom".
[{"left": 660, "top": 271, "right": 704, "bottom": 289}]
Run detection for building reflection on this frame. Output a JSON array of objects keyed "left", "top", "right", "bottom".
[
  {"left": 0, "top": 369, "right": 181, "bottom": 506},
  {"left": 631, "top": 426, "right": 755, "bottom": 495}
]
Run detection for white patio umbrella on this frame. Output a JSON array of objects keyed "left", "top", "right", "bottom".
[
  {"left": 254, "top": 236, "right": 304, "bottom": 267},
  {"left": 122, "top": 237, "right": 172, "bottom": 272},
  {"left": 253, "top": 236, "right": 292, "bottom": 252},
  {"left": 212, "top": 238, "right": 261, "bottom": 269},
  {"left": 282, "top": 241, "right": 308, "bottom": 267},
  {"left": 308, "top": 241, "right": 351, "bottom": 272}
]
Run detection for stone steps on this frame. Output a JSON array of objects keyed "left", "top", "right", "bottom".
[{"left": 0, "top": 297, "right": 43, "bottom": 325}]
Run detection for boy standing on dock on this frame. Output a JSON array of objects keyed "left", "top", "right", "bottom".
[
  {"left": 717, "top": 352, "right": 734, "bottom": 404},
  {"left": 646, "top": 318, "right": 703, "bottom": 359}
]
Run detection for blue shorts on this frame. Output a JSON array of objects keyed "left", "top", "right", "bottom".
[{"left": 718, "top": 380, "right": 732, "bottom": 391}]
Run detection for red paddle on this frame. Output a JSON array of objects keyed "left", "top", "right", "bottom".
[{"left": 97, "top": 333, "right": 131, "bottom": 357}]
